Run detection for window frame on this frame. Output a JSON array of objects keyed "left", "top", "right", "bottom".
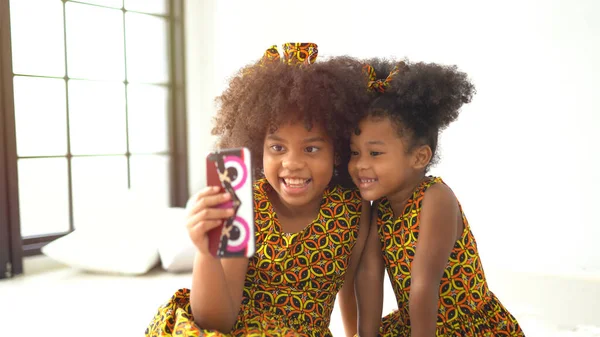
[
  {"left": 0, "top": 0, "right": 188, "bottom": 275},
  {"left": 1, "top": 0, "right": 23, "bottom": 278}
]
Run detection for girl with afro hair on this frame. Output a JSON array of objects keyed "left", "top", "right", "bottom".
[
  {"left": 351, "top": 59, "right": 525, "bottom": 337},
  {"left": 145, "top": 43, "right": 372, "bottom": 337}
]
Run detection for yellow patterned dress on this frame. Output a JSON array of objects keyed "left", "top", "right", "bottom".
[
  {"left": 378, "top": 177, "right": 524, "bottom": 337},
  {"left": 146, "top": 178, "right": 363, "bottom": 337}
]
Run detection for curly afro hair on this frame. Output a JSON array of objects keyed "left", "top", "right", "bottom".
[
  {"left": 211, "top": 56, "right": 370, "bottom": 187},
  {"left": 363, "top": 58, "right": 476, "bottom": 170}
]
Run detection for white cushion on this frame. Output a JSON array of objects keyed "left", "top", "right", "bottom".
[
  {"left": 42, "top": 191, "right": 184, "bottom": 275},
  {"left": 41, "top": 226, "right": 159, "bottom": 275}
]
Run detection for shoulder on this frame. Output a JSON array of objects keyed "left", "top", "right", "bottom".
[
  {"left": 253, "top": 178, "right": 270, "bottom": 201},
  {"left": 252, "top": 178, "right": 273, "bottom": 223},
  {"left": 422, "top": 177, "right": 457, "bottom": 206},
  {"left": 420, "top": 178, "right": 459, "bottom": 222},
  {"left": 253, "top": 177, "right": 269, "bottom": 192}
]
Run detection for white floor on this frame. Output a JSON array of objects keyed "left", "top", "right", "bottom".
[{"left": 1, "top": 257, "right": 599, "bottom": 337}]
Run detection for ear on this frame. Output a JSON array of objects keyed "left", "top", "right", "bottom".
[{"left": 412, "top": 145, "right": 432, "bottom": 170}]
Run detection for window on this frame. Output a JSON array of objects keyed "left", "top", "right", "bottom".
[{"left": 0, "top": 0, "right": 188, "bottom": 278}]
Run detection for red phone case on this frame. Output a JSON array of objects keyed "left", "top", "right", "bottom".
[{"left": 205, "top": 147, "right": 254, "bottom": 258}]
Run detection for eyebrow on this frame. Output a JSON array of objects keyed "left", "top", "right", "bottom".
[
  {"left": 367, "top": 140, "right": 386, "bottom": 145},
  {"left": 266, "top": 135, "right": 326, "bottom": 143},
  {"left": 266, "top": 134, "right": 284, "bottom": 141},
  {"left": 303, "top": 137, "right": 326, "bottom": 143}
]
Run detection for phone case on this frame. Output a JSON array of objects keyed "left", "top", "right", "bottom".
[{"left": 206, "top": 147, "right": 254, "bottom": 258}]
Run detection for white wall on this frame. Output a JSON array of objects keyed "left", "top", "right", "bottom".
[
  {"left": 185, "top": 0, "right": 600, "bottom": 273},
  {"left": 184, "top": 0, "right": 218, "bottom": 194}
]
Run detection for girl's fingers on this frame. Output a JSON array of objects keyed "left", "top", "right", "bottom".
[
  {"left": 188, "top": 219, "right": 224, "bottom": 240},
  {"left": 186, "top": 207, "right": 235, "bottom": 229},
  {"left": 189, "top": 192, "right": 232, "bottom": 216}
]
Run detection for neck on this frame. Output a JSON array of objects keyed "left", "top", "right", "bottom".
[
  {"left": 386, "top": 173, "right": 427, "bottom": 217},
  {"left": 268, "top": 189, "right": 324, "bottom": 220}
]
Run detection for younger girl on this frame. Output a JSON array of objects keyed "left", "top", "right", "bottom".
[
  {"left": 351, "top": 59, "right": 525, "bottom": 337},
  {"left": 145, "top": 43, "right": 371, "bottom": 337}
]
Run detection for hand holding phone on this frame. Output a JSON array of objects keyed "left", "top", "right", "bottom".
[
  {"left": 185, "top": 187, "right": 235, "bottom": 257},
  {"left": 204, "top": 147, "right": 254, "bottom": 258}
]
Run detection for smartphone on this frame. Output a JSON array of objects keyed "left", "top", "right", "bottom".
[{"left": 205, "top": 147, "right": 254, "bottom": 258}]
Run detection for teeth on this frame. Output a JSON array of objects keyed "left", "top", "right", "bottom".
[
  {"left": 284, "top": 178, "right": 309, "bottom": 186},
  {"left": 361, "top": 178, "right": 377, "bottom": 183}
]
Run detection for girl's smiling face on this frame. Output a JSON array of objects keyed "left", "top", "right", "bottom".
[
  {"left": 349, "top": 115, "right": 427, "bottom": 201},
  {"left": 263, "top": 121, "right": 334, "bottom": 209}
]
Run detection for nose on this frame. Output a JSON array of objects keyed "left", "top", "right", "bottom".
[
  {"left": 353, "top": 154, "right": 370, "bottom": 171},
  {"left": 282, "top": 150, "right": 306, "bottom": 171}
]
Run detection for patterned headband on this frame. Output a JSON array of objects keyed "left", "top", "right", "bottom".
[
  {"left": 363, "top": 61, "right": 409, "bottom": 93},
  {"left": 259, "top": 43, "right": 318, "bottom": 66}
]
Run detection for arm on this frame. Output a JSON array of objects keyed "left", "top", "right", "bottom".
[
  {"left": 356, "top": 200, "right": 385, "bottom": 337},
  {"left": 190, "top": 255, "right": 249, "bottom": 332},
  {"left": 338, "top": 200, "right": 372, "bottom": 337},
  {"left": 186, "top": 188, "right": 251, "bottom": 332},
  {"left": 409, "top": 183, "right": 460, "bottom": 337}
]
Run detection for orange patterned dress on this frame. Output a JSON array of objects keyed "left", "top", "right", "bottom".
[
  {"left": 378, "top": 177, "right": 524, "bottom": 336},
  {"left": 145, "top": 178, "right": 363, "bottom": 337}
]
